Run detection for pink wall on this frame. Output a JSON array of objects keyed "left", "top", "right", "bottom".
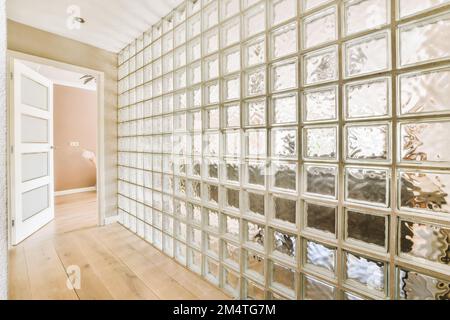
[{"left": 54, "top": 84, "right": 97, "bottom": 192}]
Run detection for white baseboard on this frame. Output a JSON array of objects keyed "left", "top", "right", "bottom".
[
  {"left": 55, "top": 186, "right": 96, "bottom": 196},
  {"left": 104, "top": 215, "right": 118, "bottom": 225}
]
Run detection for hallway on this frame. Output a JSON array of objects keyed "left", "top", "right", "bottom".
[{"left": 8, "top": 192, "right": 230, "bottom": 300}]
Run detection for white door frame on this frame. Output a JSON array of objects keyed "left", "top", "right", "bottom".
[{"left": 6, "top": 50, "right": 107, "bottom": 246}]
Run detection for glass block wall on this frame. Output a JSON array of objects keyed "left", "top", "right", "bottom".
[{"left": 117, "top": 0, "right": 450, "bottom": 300}]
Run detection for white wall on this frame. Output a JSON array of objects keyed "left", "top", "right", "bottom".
[{"left": 0, "top": 0, "right": 8, "bottom": 300}]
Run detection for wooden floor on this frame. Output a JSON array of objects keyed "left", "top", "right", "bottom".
[{"left": 8, "top": 191, "right": 230, "bottom": 300}]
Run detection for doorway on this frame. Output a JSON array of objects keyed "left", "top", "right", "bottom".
[{"left": 7, "top": 51, "right": 106, "bottom": 246}]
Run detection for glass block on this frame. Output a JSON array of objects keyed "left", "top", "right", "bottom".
[
  {"left": 305, "top": 165, "right": 337, "bottom": 199},
  {"left": 246, "top": 221, "right": 265, "bottom": 248},
  {"left": 226, "top": 159, "right": 240, "bottom": 183},
  {"left": 187, "top": 37, "right": 202, "bottom": 62},
  {"left": 174, "top": 68, "right": 187, "bottom": 90},
  {"left": 345, "top": 77, "right": 390, "bottom": 119},
  {"left": 272, "top": 161, "right": 297, "bottom": 192},
  {"left": 153, "top": 59, "right": 162, "bottom": 78},
  {"left": 272, "top": 229, "right": 297, "bottom": 259},
  {"left": 162, "top": 32, "right": 173, "bottom": 54},
  {"left": 225, "top": 215, "right": 240, "bottom": 238},
  {"left": 305, "top": 240, "right": 336, "bottom": 273},
  {"left": 189, "top": 227, "right": 202, "bottom": 249},
  {"left": 271, "top": 59, "right": 298, "bottom": 92},
  {"left": 271, "top": 128, "right": 297, "bottom": 158},
  {"left": 206, "top": 234, "right": 220, "bottom": 257},
  {"left": 174, "top": 46, "right": 187, "bottom": 69},
  {"left": 305, "top": 202, "right": 336, "bottom": 235},
  {"left": 399, "top": 170, "right": 450, "bottom": 214},
  {"left": 303, "top": 0, "right": 334, "bottom": 12},
  {"left": 398, "top": 0, "right": 450, "bottom": 18},
  {"left": 223, "top": 47, "right": 241, "bottom": 75},
  {"left": 222, "top": 0, "right": 240, "bottom": 20},
  {"left": 399, "top": 67, "right": 450, "bottom": 116},
  {"left": 246, "top": 68, "right": 266, "bottom": 97},
  {"left": 272, "top": 93, "right": 297, "bottom": 125},
  {"left": 247, "top": 129, "right": 267, "bottom": 157},
  {"left": 152, "top": 39, "right": 162, "bottom": 59},
  {"left": 206, "top": 209, "right": 220, "bottom": 230},
  {"left": 189, "top": 86, "right": 202, "bottom": 108},
  {"left": 243, "top": 3, "right": 266, "bottom": 39},
  {"left": 188, "top": 248, "right": 202, "bottom": 274},
  {"left": 304, "top": 86, "right": 338, "bottom": 122},
  {"left": 303, "top": 6, "right": 337, "bottom": 49},
  {"left": 223, "top": 268, "right": 240, "bottom": 297},
  {"left": 344, "top": 31, "right": 390, "bottom": 77},
  {"left": 400, "top": 220, "right": 450, "bottom": 266},
  {"left": 346, "top": 210, "right": 387, "bottom": 248},
  {"left": 203, "top": 2, "right": 219, "bottom": 30},
  {"left": 304, "top": 46, "right": 338, "bottom": 85},
  {"left": 271, "top": 22, "right": 297, "bottom": 60},
  {"left": 205, "top": 158, "right": 219, "bottom": 180},
  {"left": 346, "top": 124, "right": 389, "bottom": 161},
  {"left": 246, "top": 191, "right": 265, "bottom": 217},
  {"left": 305, "top": 126, "right": 337, "bottom": 160},
  {"left": 345, "top": 252, "right": 385, "bottom": 293},
  {"left": 247, "top": 160, "right": 266, "bottom": 187},
  {"left": 245, "top": 36, "right": 266, "bottom": 68},
  {"left": 205, "top": 107, "right": 220, "bottom": 129},
  {"left": 203, "top": 28, "right": 219, "bottom": 55},
  {"left": 245, "top": 98, "right": 266, "bottom": 127},
  {"left": 224, "top": 75, "right": 241, "bottom": 101},
  {"left": 400, "top": 120, "right": 450, "bottom": 164},
  {"left": 304, "top": 276, "right": 336, "bottom": 300},
  {"left": 271, "top": 262, "right": 296, "bottom": 294},
  {"left": 188, "top": 13, "right": 202, "bottom": 39},
  {"left": 226, "top": 187, "right": 240, "bottom": 211},
  {"left": 222, "top": 17, "right": 240, "bottom": 48},
  {"left": 205, "top": 81, "right": 220, "bottom": 105},
  {"left": 224, "top": 241, "right": 240, "bottom": 266},
  {"left": 246, "top": 280, "right": 265, "bottom": 300},
  {"left": 398, "top": 268, "right": 450, "bottom": 300},
  {"left": 188, "top": 62, "right": 202, "bottom": 86},
  {"left": 270, "top": 0, "right": 297, "bottom": 26},
  {"left": 272, "top": 195, "right": 297, "bottom": 225},
  {"left": 188, "top": 0, "right": 201, "bottom": 15},
  {"left": 174, "top": 4, "right": 187, "bottom": 25},
  {"left": 224, "top": 103, "right": 241, "bottom": 128},
  {"left": 225, "top": 130, "right": 241, "bottom": 156},
  {"left": 346, "top": 167, "right": 389, "bottom": 207},
  {"left": 204, "top": 55, "right": 219, "bottom": 80},
  {"left": 344, "top": 0, "right": 389, "bottom": 36},
  {"left": 246, "top": 251, "right": 265, "bottom": 278}
]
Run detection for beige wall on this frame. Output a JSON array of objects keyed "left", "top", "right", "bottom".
[
  {"left": 54, "top": 85, "right": 97, "bottom": 192},
  {"left": 7, "top": 20, "right": 117, "bottom": 218}
]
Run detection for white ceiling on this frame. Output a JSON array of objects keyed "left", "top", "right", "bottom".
[
  {"left": 7, "top": 0, "right": 184, "bottom": 53},
  {"left": 21, "top": 59, "right": 97, "bottom": 91}
]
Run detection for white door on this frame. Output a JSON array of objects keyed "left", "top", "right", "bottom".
[{"left": 10, "top": 60, "right": 54, "bottom": 245}]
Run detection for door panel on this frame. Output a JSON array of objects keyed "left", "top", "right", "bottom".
[{"left": 11, "top": 60, "right": 54, "bottom": 245}]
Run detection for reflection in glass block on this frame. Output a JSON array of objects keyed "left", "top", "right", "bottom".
[
  {"left": 346, "top": 78, "right": 390, "bottom": 119},
  {"left": 226, "top": 188, "right": 240, "bottom": 210},
  {"left": 246, "top": 68, "right": 266, "bottom": 97},
  {"left": 247, "top": 161, "right": 266, "bottom": 187},
  {"left": 306, "top": 241, "right": 336, "bottom": 272},
  {"left": 305, "top": 202, "right": 336, "bottom": 235},
  {"left": 245, "top": 37, "right": 265, "bottom": 67},
  {"left": 207, "top": 209, "right": 219, "bottom": 230},
  {"left": 271, "top": 0, "right": 297, "bottom": 26},
  {"left": 246, "top": 251, "right": 265, "bottom": 277},
  {"left": 204, "top": 29, "right": 219, "bottom": 55},
  {"left": 273, "top": 196, "right": 296, "bottom": 224},
  {"left": 246, "top": 280, "right": 265, "bottom": 300},
  {"left": 346, "top": 124, "right": 389, "bottom": 161},
  {"left": 399, "top": 171, "right": 450, "bottom": 214},
  {"left": 271, "top": 128, "right": 297, "bottom": 158},
  {"left": 247, "top": 130, "right": 267, "bottom": 157},
  {"left": 247, "top": 221, "right": 265, "bottom": 247},
  {"left": 399, "top": 0, "right": 450, "bottom": 18},
  {"left": 272, "top": 23, "right": 297, "bottom": 59},
  {"left": 304, "top": 6, "right": 337, "bottom": 49},
  {"left": 224, "top": 241, "right": 240, "bottom": 266},
  {"left": 206, "top": 107, "right": 219, "bottom": 129},
  {"left": 346, "top": 167, "right": 388, "bottom": 206},
  {"left": 347, "top": 210, "right": 386, "bottom": 247},
  {"left": 243, "top": 3, "right": 266, "bottom": 39},
  {"left": 306, "top": 165, "right": 337, "bottom": 198},
  {"left": 400, "top": 121, "right": 450, "bottom": 164},
  {"left": 399, "top": 13, "right": 450, "bottom": 67},
  {"left": 271, "top": 262, "right": 295, "bottom": 294},
  {"left": 188, "top": 248, "right": 202, "bottom": 273},
  {"left": 203, "top": 2, "right": 219, "bottom": 30},
  {"left": 346, "top": 253, "right": 385, "bottom": 292},
  {"left": 305, "top": 127, "right": 337, "bottom": 160},
  {"left": 226, "top": 160, "right": 240, "bottom": 183},
  {"left": 344, "top": 0, "right": 388, "bottom": 36},
  {"left": 272, "top": 230, "right": 296, "bottom": 258},
  {"left": 304, "top": 46, "right": 338, "bottom": 85},
  {"left": 206, "top": 234, "right": 220, "bottom": 257},
  {"left": 189, "top": 227, "right": 202, "bottom": 248},
  {"left": 207, "top": 184, "right": 219, "bottom": 205},
  {"left": 304, "top": 86, "right": 337, "bottom": 122},
  {"left": 225, "top": 104, "right": 240, "bottom": 128},
  {"left": 272, "top": 93, "right": 297, "bottom": 125},
  {"left": 398, "top": 268, "right": 450, "bottom": 300},
  {"left": 304, "top": 276, "right": 336, "bottom": 300},
  {"left": 247, "top": 192, "right": 265, "bottom": 216},
  {"left": 225, "top": 131, "right": 241, "bottom": 156},
  {"left": 399, "top": 68, "right": 450, "bottom": 116},
  {"left": 400, "top": 220, "right": 450, "bottom": 266},
  {"left": 272, "top": 59, "right": 297, "bottom": 92},
  {"left": 345, "top": 31, "right": 389, "bottom": 77},
  {"left": 222, "top": 18, "right": 240, "bottom": 48},
  {"left": 225, "top": 215, "right": 240, "bottom": 237},
  {"left": 246, "top": 99, "right": 266, "bottom": 126},
  {"left": 206, "top": 258, "right": 220, "bottom": 283},
  {"left": 224, "top": 268, "right": 240, "bottom": 297}
]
